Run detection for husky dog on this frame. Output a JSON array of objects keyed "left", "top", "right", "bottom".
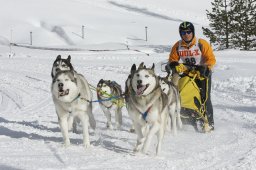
[
  {"left": 52, "top": 70, "right": 96, "bottom": 147},
  {"left": 97, "top": 79, "right": 124, "bottom": 129},
  {"left": 126, "top": 63, "right": 169, "bottom": 155},
  {"left": 51, "top": 55, "right": 96, "bottom": 134},
  {"left": 51, "top": 55, "right": 74, "bottom": 78},
  {"left": 159, "top": 75, "right": 182, "bottom": 135},
  {"left": 51, "top": 55, "right": 96, "bottom": 147}
]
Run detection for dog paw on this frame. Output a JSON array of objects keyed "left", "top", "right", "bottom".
[
  {"left": 115, "top": 124, "right": 121, "bottom": 130},
  {"left": 172, "top": 130, "right": 177, "bottom": 136},
  {"left": 106, "top": 123, "right": 113, "bottom": 130},
  {"left": 133, "top": 147, "right": 140, "bottom": 153},
  {"left": 133, "top": 143, "right": 143, "bottom": 152},
  {"left": 63, "top": 142, "right": 71, "bottom": 148},
  {"left": 83, "top": 143, "right": 91, "bottom": 149}
]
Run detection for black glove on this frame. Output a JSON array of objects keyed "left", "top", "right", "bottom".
[
  {"left": 197, "top": 65, "right": 211, "bottom": 77},
  {"left": 168, "top": 62, "right": 180, "bottom": 74},
  {"left": 165, "top": 62, "right": 178, "bottom": 73},
  {"left": 169, "top": 62, "right": 179, "bottom": 68},
  {"left": 165, "top": 64, "right": 171, "bottom": 74}
]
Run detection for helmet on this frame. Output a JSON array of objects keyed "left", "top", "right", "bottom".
[{"left": 179, "top": 21, "right": 194, "bottom": 35}]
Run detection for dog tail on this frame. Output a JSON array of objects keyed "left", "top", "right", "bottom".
[{"left": 88, "top": 102, "right": 96, "bottom": 130}]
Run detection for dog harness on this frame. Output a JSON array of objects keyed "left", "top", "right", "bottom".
[
  {"left": 142, "top": 106, "right": 152, "bottom": 121},
  {"left": 93, "top": 85, "right": 125, "bottom": 108}
]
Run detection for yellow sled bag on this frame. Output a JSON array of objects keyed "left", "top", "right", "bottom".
[
  {"left": 178, "top": 73, "right": 209, "bottom": 129},
  {"left": 178, "top": 75, "right": 201, "bottom": 114}
]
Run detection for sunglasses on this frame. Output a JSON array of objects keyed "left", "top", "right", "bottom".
[{"left": 181, "top": 30, "right": 192, "bottom": 35}]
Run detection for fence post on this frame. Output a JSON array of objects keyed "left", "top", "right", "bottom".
[
  {"left": 9, "top": 29, "right": 13, "bottom": 58},
  {"left": 145, "top": 26, "right": 148, "bottom": 41},
  {"left": 82, "top": 25, "right": 85, "bottom": 39},
  {"left": 30, "top": 31, "right": 32, "bottom": 45}
]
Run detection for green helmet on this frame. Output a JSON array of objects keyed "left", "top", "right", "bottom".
[
  {"left": 179, "top": 21, "right": 195, "bottom": 42},
  {"left": 179, "top": 21, "right": 194, "bottom": 34}
]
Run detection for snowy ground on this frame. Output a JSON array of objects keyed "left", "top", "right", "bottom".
[
  {"left": 0, "top": 0, "right": 256, "bottom": 170},
  {"left": 0, "top": 45, "right": 255, "bottom": 170}
]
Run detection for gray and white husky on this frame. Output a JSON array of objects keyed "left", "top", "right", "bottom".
[
  {"left": 159, "top": 75, "right": 182, "bottom": 135},
  {"left": 97, "top": 79, "right": 124, "bottom": 129},
  {"left": 126, "top": 62, "right": 169, "bottom": 155},
  {"left": 51, "top": 55, "right": 96, "bottom": 148}
]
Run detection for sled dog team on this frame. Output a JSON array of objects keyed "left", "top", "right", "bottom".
[{"left": 51, "top": 55, "right": 182, "bottom": 155}]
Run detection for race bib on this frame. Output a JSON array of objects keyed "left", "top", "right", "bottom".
[{"left": 178, "top": 39, "right": 202, "bottom": 65}]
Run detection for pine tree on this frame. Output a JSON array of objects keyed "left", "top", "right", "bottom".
[
  {"left": 202, "top": 27, "right": 217, "bottom": 46},
  {"left": 204, "top": 0, "right": 234, "bottom": 49},
  {"left": 231, "top": 0, "right": 256, "bottom": 50}
]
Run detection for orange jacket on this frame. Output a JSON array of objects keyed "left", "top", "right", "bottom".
[{"left": 169, "top": 37, "right": 216, "bottom": 69}]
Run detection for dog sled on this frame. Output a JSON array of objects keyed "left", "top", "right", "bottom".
[
  {"left": 160, "top": 61, "right": 211, "bottom": 132},
  {"left": 178, "top": 67, "right": 210, "bottom": 132}
]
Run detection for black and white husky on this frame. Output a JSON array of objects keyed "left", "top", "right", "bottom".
[
  {"left": 97, "top": 79, "right": 124, "bottom": 129},
  {"left": 51, "top": 55, "right": 96, "bottom": 147},
  {"left": 159, "top": 75, "right": 182, "bottom": 135},
  {"left": 51, "top": 55, "right": 74, "bottom": 78},
  {"left": 126, "top": 63, "right": 169, "bottom": 155}
]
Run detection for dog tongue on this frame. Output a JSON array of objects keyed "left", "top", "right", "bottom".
[{"left": 137, "top": 85, "right": 146, "bottom": 95}]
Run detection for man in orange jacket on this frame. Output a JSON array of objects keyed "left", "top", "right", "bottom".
[{"left": 168, "top": 21, "right": 216, "bottom": 131}]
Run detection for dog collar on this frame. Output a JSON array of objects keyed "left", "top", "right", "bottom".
[{"left": 71, "top": 93, "right": 81, "bottom": 103}]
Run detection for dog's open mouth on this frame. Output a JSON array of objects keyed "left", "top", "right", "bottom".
[
  {"left": 58, "top": 89, "right": 69, "bottom": 97},
  {"left": 136, "top": 84, "right": 149, "bottom": 95}
]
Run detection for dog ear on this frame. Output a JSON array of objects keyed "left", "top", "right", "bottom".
[
  {"left": 99, "top": 79, "right": 104, "bottom": 83},
  {"left": 67, "top": 55, "right": 71, "bottom": 62},
  {"left": 56, "top": 55, "right": 61, "bottom": 60},
  {"left": 151, "top": 63, "right": 155, "bottom": 71},
  {"left": 131, "top": 64, "right": 136, "bottom": 73},
  {"left": 138, "top": 62, "right": 144, "bottom": 69}
]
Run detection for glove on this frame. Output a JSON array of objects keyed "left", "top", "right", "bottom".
[
  {"left": 166, "top": 62, "right": 179, "bottom": 74},
  {"left": 169, "top": 62, "right": 179, "bottom": 68},
  {"left": 197, "top": 65, "right": 210, "bottom": 77},
  {"left": 165, "top": 64, "right": 171, "bottom": 74},
  {"left": 175, "top": 63, "right": 188, "bottom": 73}
]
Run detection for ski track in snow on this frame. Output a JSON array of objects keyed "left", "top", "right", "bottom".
[{"left": 0, "top": 48, "right": 256, "bottom": 170}]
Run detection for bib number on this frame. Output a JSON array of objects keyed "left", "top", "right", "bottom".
[{"left": 185, "top": 57, "right": 196, "bottom": 65}]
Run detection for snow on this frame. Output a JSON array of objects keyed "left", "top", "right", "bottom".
[{"left": 0, "top": 0, "right": 256, "bottom": 169}]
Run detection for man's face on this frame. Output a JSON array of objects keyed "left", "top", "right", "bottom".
[{"left": 181, "top": 29, "right": 193, "bottom": 42}]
